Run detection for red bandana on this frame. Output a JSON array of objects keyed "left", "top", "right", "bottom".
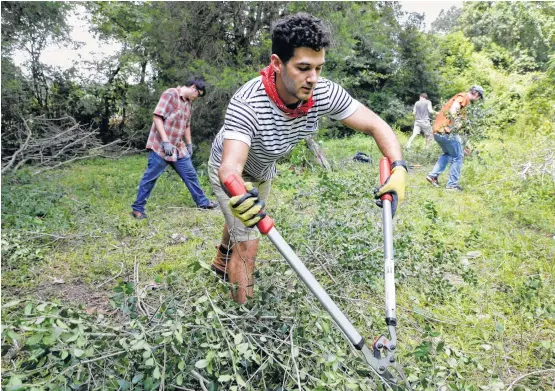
[{"left": 260, "top": 65, "right": 315, "bottom": 118}]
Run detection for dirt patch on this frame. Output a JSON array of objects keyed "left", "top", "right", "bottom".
[{"left": 34, "top": 279, "right": 111, "bottom": 314}]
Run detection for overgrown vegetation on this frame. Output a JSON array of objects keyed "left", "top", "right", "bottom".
[{"left": 2, "top": 126, "right": 554, "bottom": 389}]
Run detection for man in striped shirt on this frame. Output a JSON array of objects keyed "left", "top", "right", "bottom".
[{"left": 209, "top": 13, "right": 407, "bottom": 303}]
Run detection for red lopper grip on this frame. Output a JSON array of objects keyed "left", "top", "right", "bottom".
[
  {"left": 223, "top": 173, "right": 275, "bottom": 235},
  {"left": 379, "top": 158, "right": 393, "bottom": 202}
]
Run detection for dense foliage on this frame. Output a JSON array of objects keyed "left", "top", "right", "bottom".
[
  {"left": 2, "top": 133, "right": 554, "bottom": 390},
  {"left": 3, "top": 1, "right": 553, "bottom": 152}
]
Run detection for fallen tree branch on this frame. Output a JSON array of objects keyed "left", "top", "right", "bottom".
[
  {"left": 1, "top": 116, "right": 33, "bottom": 174},
  {"left": 505, "top": 369, "right": 555, "bottom": 391},
  {"left": 32, "top": 138, "right": 125, "bottom": 175},
  {"left": 1, "top": 115, "right": 134, "bottom": 175},
  {"left": 305, "top": 135, "right": 331, "bottom": 170},
  {"left": 96, "top": 262, "right": 125, "bottom": 289},
  {"left": 190, "top": 370, "right": 209, "bottom": 391}
]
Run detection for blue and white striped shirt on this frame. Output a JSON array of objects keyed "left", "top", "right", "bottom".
[{"left": 209, "top": 76, "right": 359, "bottom": 181}]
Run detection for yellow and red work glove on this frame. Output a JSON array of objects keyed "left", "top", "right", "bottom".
[
  {"left": 374, "top": 165, "right": 407, "bottom": 217},
  {"left": 229, "top": 182, "right": 266, "bottom": 227}
]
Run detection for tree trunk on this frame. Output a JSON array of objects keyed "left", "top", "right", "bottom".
[
  {"left": 140, "top": 60, "right": 147, "bottom": 84},
  {"left": 305, "top": 135, "right": 331, "bottom": 170}
]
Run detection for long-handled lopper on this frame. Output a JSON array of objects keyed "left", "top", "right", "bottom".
[{"left": 223, "top": 157, "right": 409, "bottom": 387}]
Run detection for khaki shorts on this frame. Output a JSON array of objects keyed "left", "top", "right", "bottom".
[
  {"left": 413, "top": 120, "right": 433, "bottom": 140},
  {"left": 208, "top": 163, "right": 271, "bottom": 243}
]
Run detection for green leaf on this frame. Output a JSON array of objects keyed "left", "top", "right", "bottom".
[
  {"left": 176, "top": 374, "right": 183, "bottom": 385},
  {"left": 64, "top": 332, "right": 79, "bottom": 343},
  {"left": 2, "top": 300, "right": 21, "bottom": 308},
  {"left": 236, "top": 374, "right": 246, "bottom": 386},
  {"left": 178, "top": 360, "right": 185, "bottom": 370},
  {"left": 130, "top": 340, "right": 145, "bottom": 350},
  {"left": 234, "top": 333, "right": 243, "bottom": 345},
  {"left": 132, "top": 373, "right": 144, "bottom": 384},
  {"left": 56, "top": 319, "right": 69, "bottom": 329},
  {"left": 116, "top": 379, "right": 130, "bottom": 391},
  {"left": 152, "top": 366, "right": 161, "bottom": 379},
  {"left": 6, "top": 375, "right": 23, "bottom": 389},
  {"left": 174, "top": 330, "right": 183, "bottom": 344},
  {"left": 212, "top": 304, "right": 225, "bottom": 315},
  {"left": 195, "top": 359, "right": 209, "bottom": 368},
  {"left": 407, "top": 374, "right": 419, "bottom": 382},
  {"left": 42, "top": 335, "right": 56, "bottom": 346},
  {"left": 24, "top": 302, "right": 33, "bottom": 315},
  {"left": 218, "top": 374, "right": 232, "bottom": 382},
  {"left": 73, "top": 348, "right": 85, "bottom": 358},
  {"left": 145, "top": 358, "right": 154, "bottom": 366},
  {"left": 6, "top": 330, "right": 21, "bottom": 341},
  {"left": 237, "top": 342, "right": 249, "bottom": 355},
  {"left": 61, "top": 350, "right": 69, "bottom": 360},
  {"left": 196, "top": 260, "right": 212, "bottom": 271},
  {"left": 26, "top": 333, "right": 43, "bottom": 346},
  {"left": 35, "top": 316, "right": 46, "bottom": 325},
  {"left": 76, "top": 335, "right": 86, "bottom": 347},
  {"left": 119, "top": 337, "right": 128, "bottom": 348}
]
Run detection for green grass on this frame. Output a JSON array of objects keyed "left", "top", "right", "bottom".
[{"left": 2, "top": 132, "right": 554, "bottom": 390}]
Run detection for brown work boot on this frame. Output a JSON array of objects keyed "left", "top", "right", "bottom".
[{"left": 211, "top": 244, "right": 232, "bottom": 281}]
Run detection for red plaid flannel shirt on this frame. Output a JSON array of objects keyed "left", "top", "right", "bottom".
[{"left": 146, "top": 87, "right": 192, "bottom": 162}]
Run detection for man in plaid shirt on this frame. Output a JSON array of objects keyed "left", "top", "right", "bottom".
[{"left": 131, "top": 77, "right": 217, "bottom": 219}]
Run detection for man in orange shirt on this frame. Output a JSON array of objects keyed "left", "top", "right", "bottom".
[{"left": 425, "top": 86, "right": 484, "bottom": 191}]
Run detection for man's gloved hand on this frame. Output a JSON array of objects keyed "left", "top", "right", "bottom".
[
  {"left": 161, "top": 141, "right": 176, "bottom": 157},
  {"left": 374, "top": 166, "right": 407, "bottom": 217},
  {"left": 228, "top": 182, "right": 266, "bottom": 227},
  {"left": 187, "top": 143, "right": 193, "bottom": 156}
]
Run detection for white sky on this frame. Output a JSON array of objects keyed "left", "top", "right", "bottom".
[
  {"left": 399, "top": 0, "right": 464, "bottom": 30},
  {"left": 12, "top": 5, "right": 121, "bottom": 75},
  {"left": 13, "top": 2, "right": 464, "bottom": 73}
]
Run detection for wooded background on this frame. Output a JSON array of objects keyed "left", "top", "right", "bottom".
[{"left": 2, "top": 1, "right": 554, "bottom": 169}]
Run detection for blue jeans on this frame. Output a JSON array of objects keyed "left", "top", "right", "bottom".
[
  {"left": 429, "top": 133, "right": 464, "bottom": 187},
  {"left": 132, "top": 151, "right": 211, "bottom": 213}
]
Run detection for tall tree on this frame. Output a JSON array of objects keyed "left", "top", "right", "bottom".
[
  {"left": 1, "top": 2, "right": 72, "bottom": 113},
  {"left": 431, "top": 6, "right": 463, "bottom": 35},
  {"left": 459, "top": 2, "right": 555, "bottom": 72}
]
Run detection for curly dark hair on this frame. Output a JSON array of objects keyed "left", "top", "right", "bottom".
[
  {"left": 185, "top": 77, "right": 206, "bottom": 96},
  {"left": 271, "top": 13, "right": 331, "bottom": 64}
]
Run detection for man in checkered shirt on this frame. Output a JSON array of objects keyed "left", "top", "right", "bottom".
[{"left": 131, "top": 77, "right": 217, "bottom": 219}]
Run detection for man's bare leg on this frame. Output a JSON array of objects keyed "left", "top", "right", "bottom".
[{"left": 228, "top": 239, "right": 259, "bottom": 304}]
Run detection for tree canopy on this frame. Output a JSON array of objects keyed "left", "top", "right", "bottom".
[{"left": 2, "top": 1, "right": 554, "bottom": 158}]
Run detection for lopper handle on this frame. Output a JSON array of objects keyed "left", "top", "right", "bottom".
[
  {"left": 223, "top": 173, "right": 275, "bottom": 235},
  {"left": 379, "top": 158, "right": 393, "bottom": 202}
]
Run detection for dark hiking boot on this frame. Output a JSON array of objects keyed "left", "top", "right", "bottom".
[
  {"left": 199, "top": 201, "right": 218, "bottom": 210},
  {"left": 131, "top": 211, "right": 147, "bottom": 219},
  {"left": 426, "top": 175, "right": 440, "bottom": 187}
]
